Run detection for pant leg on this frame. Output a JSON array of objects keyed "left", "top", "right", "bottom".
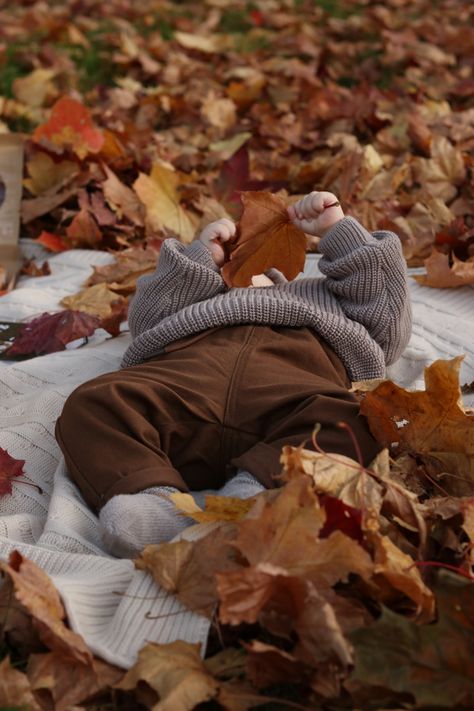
[
  {"left": 229, "top": 326, "right": 383, "bottom": 488},
  {"left": 55, "top": 349, "right": 229, "bottom": 513}
]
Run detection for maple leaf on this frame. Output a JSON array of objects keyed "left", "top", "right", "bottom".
[
  {"left": 133, "top": 162, "right": 199, "bottom": 243},
  {"left": 28, "top": 651, "right": 123, "bottom": 711},
  {"left": 61, "top": 283, "right": 126, "bottom": 319},
  {"left": 0, "top": 447, "right": 25, "bottom": 496},
  {"left": 0, "top": 551, "right": 92, "bottom": 664},
  {"left": 101, "top": 165, "right": 145, "bottom": 226},
  {"left": 4, "top": 310, "right": 100, "bottom": 358},
  {"left": 360, "top": 356, "right": 474, "bottom": 495},
  {"left": 34, "top": 231, "right": 69, "bottom": 252},
  {"left": 32, "top": 96, "right": 104, "bottom": 159},
  {"left": 0, "top": 656, "right": 40, "bottom": 711},
  {"left": 221, "top": 191, "right": 307, "bottom": 287},
  {"left": 23, "top": 151, "right": 78, "bottom": 197},
  {"left": 414, "top": 250, "right": 474, "bottom": 288},
  {"left": 349, "top": 572, "right": 474, "bottom": 708},
  {"left": 116, "top": 640, "right": 220, "bottom": 710},
  {"left": 135, "top": 524, "right": 240, "bottom": 618}
]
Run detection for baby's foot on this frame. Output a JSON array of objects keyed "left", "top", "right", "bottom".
[{"left": 99, "top": 486, "right": 192, "bottom": 558}]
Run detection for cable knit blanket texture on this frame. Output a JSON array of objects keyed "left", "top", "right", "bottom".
[{"left": 0, "top": 240, "right": 472, "bottom": 669}]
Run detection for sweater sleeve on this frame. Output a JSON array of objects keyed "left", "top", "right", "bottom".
[
  {"left": 127, "top": 238, "right": 227, "bottom": 338},
  {"left": 313, "top": 216, "right": 412, "bottom": 366}
]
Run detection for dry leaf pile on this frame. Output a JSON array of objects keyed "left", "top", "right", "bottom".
[
  {"left": 0, "top": 0, "right": 471, "bottom": 300},
  {"left": 1, "top": 357, "right": 473, "bottom": 709}
]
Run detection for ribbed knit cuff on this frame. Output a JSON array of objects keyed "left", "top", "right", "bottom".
[
  {"left": 183, "top": 239, "right": 221, "bottom": 273},
  {"left": 318, "top": 216, "right": 378, "bottom": 261}
]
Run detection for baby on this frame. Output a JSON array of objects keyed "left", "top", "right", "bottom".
[{"left": 55, "top": 190, "right": 412, "bottom": 557}]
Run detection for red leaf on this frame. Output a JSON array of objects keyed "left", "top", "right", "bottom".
[
  {"left": 0, "top": 448, "right": 25, "bottom": 496},
  {"left": 35, "top": 231, "right": 69, "bottom": 253},
  {"left": 99, "top": 299, "right": 129, "bottom": 337},
  {"left": 4, "top": 311, "right": 100, "bottom": 358},
  {"left": 32, "top": 97, "right": 104, "bottom": 160},
  {"left": 319, "top": 496, "right": 363, "bottom": 543}
]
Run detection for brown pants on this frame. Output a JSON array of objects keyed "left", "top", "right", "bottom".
[{"left": 55, "top": 325, "right": 382, "bottom": 513}]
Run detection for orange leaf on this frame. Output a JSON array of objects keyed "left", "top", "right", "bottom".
[
  {"left": 33, "top": 97, "right": 104, "bottom": 160},
  {"left": 34, "top": 231, "right": 69, "bottom": 252},
  {"left": 221, "top": 191, "right": 306, "bottom": 287}
]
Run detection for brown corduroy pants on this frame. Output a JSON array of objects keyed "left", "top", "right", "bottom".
[{"left": 55, "top": 324, "right": 382, "bottom": 513}]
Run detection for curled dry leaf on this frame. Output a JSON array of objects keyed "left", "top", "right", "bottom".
[
  {"left": 169, "top": 491, "right": 258, "bottom": 523},
  {"left": 414, "top": 250, "right": 474, "bottom": 288},
  {"left": 27, "top": 651, "right": 123, "bottom": 711},
  {"left": 360, "top": 356, "right": 474, "bottom": 496},
  {"left": 221, "top": 191, "right": 307, "bottom": 287},
  {"left": 115, "top": 640, "right": 220, "bottom": 711},
  {"left": 0, "top": 656, "right": 40, "bottom": 711},
  {"left": 135, "top": 523, "right": 239, "bottom": 618},
  {"left": 4, "top": 310, "right": 100, "bottom": 358},
  {"left": 0, "top": 551, "right": 92, "bottom": 664}
]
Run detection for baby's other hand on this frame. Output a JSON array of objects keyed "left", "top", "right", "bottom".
[
  {"left": 199, "top": 218, "right": 236, "bottom": 266},
  {"left": 288, "top": 191, "right": 345, "bottom": 237}
]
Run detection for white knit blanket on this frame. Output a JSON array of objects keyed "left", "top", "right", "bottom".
[{"left": 0, "top": 241, "right": 472, "bottom": 669}]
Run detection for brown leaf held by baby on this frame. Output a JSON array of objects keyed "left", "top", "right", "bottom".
[{"left": 221, "top": 191, "right": 307, "bottom": 288}]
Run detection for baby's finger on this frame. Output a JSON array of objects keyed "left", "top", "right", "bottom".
[{"left": 215, "top": 218, "right": 236, "bottom": 241}]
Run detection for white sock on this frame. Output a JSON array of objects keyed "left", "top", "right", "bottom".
[
  {"left": 192, "top": 470, "right": 265, "bottom": 509},
  {"left": 99, "top": 486, "right": 192, "bottom": 558}
]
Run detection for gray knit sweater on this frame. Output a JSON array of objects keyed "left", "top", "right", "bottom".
[{"left": 122, "top": 216, "right": 412, "bottom": 381}]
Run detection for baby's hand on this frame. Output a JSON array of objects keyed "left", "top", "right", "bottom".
[
  {"left": 199, "top": 218, "right": 236, "bottom": 267},
  {"left": 288, "top": 191, "right": 345, "bottom": 237}
]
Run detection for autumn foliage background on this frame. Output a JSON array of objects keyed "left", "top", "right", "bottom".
[{"left": 0, "top": 0, "right": 473, "bottom": 709}]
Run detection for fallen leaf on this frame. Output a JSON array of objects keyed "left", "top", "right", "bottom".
[
  {"left": 221, "top": 191, "right": 307, "bottom": 287},
  {"left": 34, "top": 231, "right": 69, "bottom": 252},
  {"left": 66, "top": 208, "right": 102, "bottom": 248},
  {"left": 136, "top": 524, "right": 239, "bottom": 618},
  {"left": 23, "top": 151, "right": 78, "bottom": 196},
  {"left": 4, "top": 311, "right": 100, "bottom": 358},
  {"left": 360, "top": 357, "right": 474, "bottom": 495},
  {"left": 169, "top": 491, "right": 258, "bottom": 523},
  {"left": 61, "top": 283, "right": 126, "bottom": 319},
  {"left": 102, "top": 165, "right": 145, "bottom": 226},
  {"left": 0, "top": 551, "right": 92, "bottom": 664},
  {"left": 116, "top": 640, "right": 219, "bottom": 711},
  {"left": 133, "top": 162, "right": 199, "bottom": 242},
  {"left": 0, "top": 447, "right": 25, "bottom": 496},
  {"left": 13, "top": 68, "right": 57, "bottom": 108},
  {"left": 349, "top": 572, "right": 474, "bottom": 708},
  {"left": 28, "top": 651, "right": 123, "bottom": 711},
  {"left": 414, "top": 250, "right": 474, "bottom": 288},
  {"left": 33, "top": 96, "right": 104, "bottom": 159},
  {"left": 0, "top": 656, "right": 40, "bottom": 711},
  {"left": 85, "top": 244, "right": 161, "bottom": 294}
]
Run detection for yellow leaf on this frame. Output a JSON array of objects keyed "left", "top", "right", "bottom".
[
  {"left": 133, "top": 162, "right": 199, "bottom": 243},
  {"left": 414, "top": 251, "right": 474, "bottom": 288},
  {"left": 23, "top": 152, "right": 78, "bottom": 196},
  {"left": 169, "top": 492, "right": 257, "bottom": 522},
  {"left": 175, "top": 31, "right": 232, "bottom": 53},
  {"left": 61, "top": 283, "right": 125, "bottom": 318},
  {"left": 13, "top": 68, "right": 57, "bottom": 108}
]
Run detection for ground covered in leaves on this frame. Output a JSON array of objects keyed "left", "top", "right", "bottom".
[{"left": 0, "top": 0, "right": 473, "bottom": 708}]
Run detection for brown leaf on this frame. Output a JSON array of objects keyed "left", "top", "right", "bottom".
[
  {"left": 102, "top": 165, "right": 145, "bottom": 226},
  {"left": 360, "top": 357, "right": 474, "bottom": 495},
  {"left": 221, "top": 191, "right": 307, "bottom": 287},
  {"left": 414, "top": 250, "right": 474, "bottom": 288},
  {"left": 115, "top": 640, "right": 219, "bottom": 711},
  {"left": 27, "top": 651, "right": 123, "bottom": 711},
  {"left": 23, "top": 151, "right": 78, "bottom": 196},
  {"left": 245, "top": 641, "right": 308, "bottom": 689},
  {"left": 0, "top": 551, "right": 92, "bottom": 663},
  {"left": 85, "top": 243, "right": 161, "bottom": 294},
  {"left": 0, "top": 656, "right": 40, "bottom": 711},
  {"left": 66, "top": 208, "right": 102, "bottom": 248},
  {"left": 135, "top": 524, "right": 239, "bottom": 618}
]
